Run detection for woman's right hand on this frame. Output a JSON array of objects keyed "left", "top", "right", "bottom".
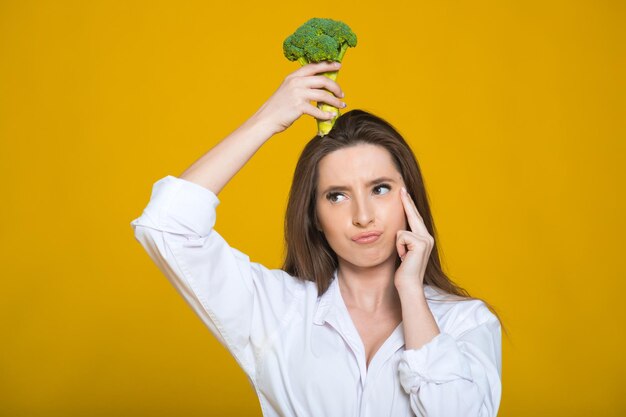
[{"left": 251, "top": 61, "right": 347, "bottom": 136}]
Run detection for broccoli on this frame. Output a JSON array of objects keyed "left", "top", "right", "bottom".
[{"left": 283, "top": 18, "right": 357, "bottom": 136}]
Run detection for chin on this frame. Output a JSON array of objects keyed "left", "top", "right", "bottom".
[{"left": 344, "top": 249, "right": 396, "bottom": 268}]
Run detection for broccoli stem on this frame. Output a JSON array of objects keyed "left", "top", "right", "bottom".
[
  {"left": 316, "top": 44, "right": 350, "bottom": 136},
  {"left": 337, "top": 43, "right": 350, "bottom": 62},
  {"left": 295, "top": 46, "right": 350, "bottom": 136},
  {"left": 316, "top": 69, "right": 340, "bottom": 136}
]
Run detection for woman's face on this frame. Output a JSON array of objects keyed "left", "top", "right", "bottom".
[{"left": 315, "top": 143, "right": 408, "bottom": 268}]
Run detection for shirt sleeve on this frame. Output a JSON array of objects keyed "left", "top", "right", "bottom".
[
  {"left": 397, "top": 303, "right": 502, "bottom": 417},
  {"left": 129, "top": 175, "right": 303, "bottom": 379}
]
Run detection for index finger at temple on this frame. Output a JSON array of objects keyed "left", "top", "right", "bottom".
[
  {"left": 400, "top": 188, "right": 420, "bottom": 232},
  {"left": 401, "top": 188, "right": 429, "bottom": 236}
]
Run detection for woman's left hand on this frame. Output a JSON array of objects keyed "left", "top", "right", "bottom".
[{"left": 394, "top": 187, "right": 435, "bottom": 291}]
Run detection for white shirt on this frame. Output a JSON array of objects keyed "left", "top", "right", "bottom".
[{"left": 130, "top": 175, "right": 502, "bottom": 417}]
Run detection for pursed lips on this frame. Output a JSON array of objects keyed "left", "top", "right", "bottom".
[{"left": 351, "top": 231, "right": 383, "bottom": 242}]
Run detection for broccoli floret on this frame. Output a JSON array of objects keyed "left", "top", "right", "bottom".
[{"left": 283, "top": 18, "right": 357, "bottom": 136}]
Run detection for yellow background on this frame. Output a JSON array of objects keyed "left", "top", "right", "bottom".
[{"left": 1, "top": 0, "right": 624, "bottom": 415}]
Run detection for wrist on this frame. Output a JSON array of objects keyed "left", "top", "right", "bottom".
[
  {"left": 241, "top": 112, "right": 279, "bottom": 143},
  {"left": 395, "top": 282, "right": 426, "bottom": 300},
  {"left": 246, "top": 104, "right": 284, "bottom": 137}
]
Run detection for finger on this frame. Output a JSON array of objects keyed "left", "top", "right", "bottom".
[
  {"left": 406, "top": 190, "right": 424, "bottom": 222},
  {"left": 300, "top": 102, "right": 336, "bottom": 120},
  {"left": 396, "top": 231, "right": 408, "bottom": 260},
  {"left": 397, "top": 230, "right": 432, "bottom": 268},
  {"left": 400, "top": 187, "right": 429, "bottom": 236},
  {"left": 396, "top": 231, "right": 422, "bottom": 261},
  {"left": 302, "top": 75, "right": 344, "bottom": 99},
  {"left": 306, "top": 89, "right": 346, "bottom": 110},
  {"left": 292, "top": 61, "right": 341, "bottom": 77}
]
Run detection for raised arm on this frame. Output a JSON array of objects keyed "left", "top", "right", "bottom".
[
  {"left": 130, "top": 61, "right": 347, "bottom": 380},
  {"left": 178, "top": 61, "right": 346, "bottom": 195}
]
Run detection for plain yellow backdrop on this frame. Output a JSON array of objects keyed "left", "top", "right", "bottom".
[{"left": 1, "top": 0, "right": 624, "bottom": 416}]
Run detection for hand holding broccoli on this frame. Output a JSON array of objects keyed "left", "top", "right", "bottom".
[
  {"left": 283, "top": 17, "right": 357, "bottom": 136},
  {"left": 251, "top": 61, "right": 347, "bottom": 136}
]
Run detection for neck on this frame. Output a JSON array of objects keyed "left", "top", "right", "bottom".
[{"left": 337, "top": 257, "right": 401, "bottom": 315}]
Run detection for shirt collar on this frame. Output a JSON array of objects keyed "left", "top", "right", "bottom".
[
  {"left": 313, "top": 268, "right": 440, "bottom": 326},
  {"left": 313, "top": 269, "right": 339, "bottom": 325}
]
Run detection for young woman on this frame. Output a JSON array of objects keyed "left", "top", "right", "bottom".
[{"left": 131, "top": 61, "right": 503, "bottom": 417}]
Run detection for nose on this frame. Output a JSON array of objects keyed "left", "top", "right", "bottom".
[{"left": 352, "top": 193, "right": 375, "bottom": 227}]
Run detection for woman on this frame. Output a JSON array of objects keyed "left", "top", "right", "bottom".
[{"left": 131, "top": 61, "right": 503, "bottom": 417}]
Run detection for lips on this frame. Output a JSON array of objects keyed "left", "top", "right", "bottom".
[{"left": 351, "top": 231, "right": 382, "bottom": 242}]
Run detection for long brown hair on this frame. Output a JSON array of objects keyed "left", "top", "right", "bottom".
[{"left": 282, "top": 109, "right": 507, "bottom": 337}]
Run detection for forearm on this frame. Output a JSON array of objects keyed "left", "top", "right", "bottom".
[
  {"left": 396, "top": 291, "right": 502, "bottom": 417},
  {"left": 397, "top": 285, "right": 440, "bottom": 350},
  {"left": 179, "top": 113, "right": 276, "bottom": 195}
]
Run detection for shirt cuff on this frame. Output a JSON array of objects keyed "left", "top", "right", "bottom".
[
  {"left": 132, "top": 175, "right": 221, "bottom": 238},
  {"left": 398, "top": 332, "right": 473, "bottom": 395}
]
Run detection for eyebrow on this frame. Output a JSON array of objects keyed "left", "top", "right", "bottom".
[{"left": 320, "top": 177, "right": 397, "bottom": 195}]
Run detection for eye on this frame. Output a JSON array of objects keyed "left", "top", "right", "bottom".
[
  {"left": 326, "top": 192, "right": 346, "bottom": 204},
  {"left": 374, "top": 183, "right": 392, "bottom": 195}
]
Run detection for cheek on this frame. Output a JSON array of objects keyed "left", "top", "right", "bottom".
[
  {"left": 315, "top": 202, "right": 327, "bottom": 224},
  {"left": 316, "top": 205, "right": 341, "bottom": 234},
  {"left": 389, "top": 196, "right": 408, "bottom": 230}
]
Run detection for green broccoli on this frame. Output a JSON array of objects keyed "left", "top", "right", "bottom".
[{"left": 283, "top": 18, "right": 357, "bottom": 136}]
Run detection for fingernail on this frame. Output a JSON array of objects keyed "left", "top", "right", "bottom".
[
  {"left": 341, "top": 102, "right": 347, "bottom": 108},
  {"left": 335, "top": 62, "right": 341, "bottom": 67},
  {"left": 401, "top": 187, "right": 406, "bottom": 194}
]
